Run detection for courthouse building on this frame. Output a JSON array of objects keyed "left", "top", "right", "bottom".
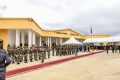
[{"left": 0, "top": 18, "right": 110, "bottom": 49}]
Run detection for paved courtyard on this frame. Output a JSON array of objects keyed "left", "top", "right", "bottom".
[{"left": 7, "top": 51, "right": 120, "bottom": 80}]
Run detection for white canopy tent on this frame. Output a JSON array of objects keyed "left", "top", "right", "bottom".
[
  {"left": 83, "top": 37, "right": 120, "bottom": 43},
  {"left": 62, "top": 37, "right": 82, "bottom": 45}
]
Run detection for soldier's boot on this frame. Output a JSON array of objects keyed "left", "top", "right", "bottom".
[
  {"left": 63, "top": 52, "right": 65, "bottom": 56},
  {"left": 72, "top": 51, "right": 74, "bottom": 54},
  {"left": 39, "top": 55, "right": 41, "bottom": 60},
  {"left": 17, "top": 59, "right": 20, "bottom": 64},
  {"left": 20, "top": 57, "right": 22, "bottom": 62},
  {"left": 26, "top": 60, "right": 28, "bottom": 63},
  {"left": 17, "top": 61, "right": 20, "bottom": 64},
  {"left": 36, "top": 58, "right": 38, "bottom": 61},
  {"left": 41, "top": 58, "right": 44, "bottom": 63},
  {"left": 48, "top": 54, "right": 50, "bottom": 59},
  {"left": 36, "top": 56, "right": 38, "bottom": 61},
  {"left": 56, "top": 52, "right": 58, "bottom": 56},
  {"left": 45, "top": 54, "right": 47, "bottom": 59},
  {"left": 12, "top": 60, "right": 15, "bottom": 63},
  {"left": 24, "top": 59, "right": 28, "bottom": 63},
  {"left": 30, "top": 59, "right": 33, "bottom": 62},
  {"left": 52, "top": 51, "right": 54, "bottom": 56},
  {"left": 60, "top": 53, "right": 62, "bottom": 56}
]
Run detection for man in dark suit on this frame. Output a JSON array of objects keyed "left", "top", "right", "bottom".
[{"left": 0, "top": 45, "right": 11, "bottom": 80}]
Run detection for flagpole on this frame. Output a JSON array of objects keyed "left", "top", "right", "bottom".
[{"left": 90, "top": 25, "right": 93, "bottom": 50}]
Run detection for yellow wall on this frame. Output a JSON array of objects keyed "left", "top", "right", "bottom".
[
  {"left": 0, "top": 18, "right": 44, "bottom": 36},
  {"left": 0, "top": 29, "right": 8, "bottom": 50},
  {"left": 81, "top": 35, "right": 110, "bottom": 39}
]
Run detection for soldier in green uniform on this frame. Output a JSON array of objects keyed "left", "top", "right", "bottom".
[
  {"left": 46, "top": 46, "right": 51, "bottom": 59},
  {"left": 64, "top": 46, "right": 66, "bottom": 56},
  {"left": 29, "top": 47, "right": 33, "bottom": 62},
  {"left": 19, "top": 47, "right": 23, "bottom": 62},
  {"left": 10, "top": 47, "right": 15, "bottom": 63},
  {"left": 41, "top": 46, "right": 46, "bottom": 63},
  {"left": 75, "top": 46, "right": 78, "bottom": 56},
  {"left": 7, "top": 44, "right": 12, "bottom": 58},
  {"left": 52, "top": 47, "right": 55, "bottom": 56},
  {"left": 59, "top": 46, "right": 62, "bottom": 56},
  {"left": 33, "top": 46, "right": 38, "bottom": 61},
  {"left": 18, "top": 47, "right": 22, "bottom": 63},
  {"left": 69, "top": 46, "right": 71, "bottom": 55},
  {"left": 63, "top": 46, "right": 66, "bottom": 56},
  {"left": 68, "top": 46, "right": 70, "bottom": 55},
  {"left": 23, "top": 47, "right": 28, "bottom": 63},
  {"left": 11, "top": 45, "right": 16, "bottom": 63},
  {"left": 15, "top": 47, "right": 20, "bottom": 64},
  {"left": 38, "top": 46, "right": 42, "bottom": 60},
  {"left": 56, "top": 46, "right": 59, "bottom": 56},
  {"left": 71, "top": 46, "right": 73, "bottom": 54}
]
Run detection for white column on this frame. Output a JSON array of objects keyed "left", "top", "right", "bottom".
[
  {"left": 28, "top": 30, "right": 32, "bottom": 47},
  {"left": 16, "top": 29, "right": 20, "bottom": 46},
  {"left": 39, "top": 36, "right": 42, "bottom": 46},
  {"left": 48, "top": 37, "right": 50, "bottom": 47},
  {"left": 21, "top": 31, "right": 25, "bottom": 45},
  {"left": 50, "top": 37, "right": 52, "bottom": 47},
  {"left": 33, "top": 32, "right": 36, "bottom": 45}
]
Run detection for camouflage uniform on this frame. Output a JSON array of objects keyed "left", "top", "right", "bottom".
[
  {"left": 52, "top": 47, "right": 55, "bottom": 56},
  {"left": 15, "top": 48, "right": 20, "bottom": 64},
  {"left": 47, "top": 47, "right": 51, "bottom": 59},
  {"left": 41, "top": 47, "right": 46, "bottom": 63},
  {"left": 11, "top": 48, "right": 15, "bottom": 63},
  {"left": 33, "top": 47, "right": 38, "bottom": 61},
  {"left": 29, "top": 47, "right": 33, "bottom": 62},
  {"left": 23, "top": 47, "right": 28, "bottom": 63},
  {"left": 59, "top": 46, "right": 62, "bottom": 56},
  {"left": 56, "top": 46, "right": 59, "bottom": 56},
  {"left": 38, "top": 47, "right": 42, "bottom": 60}
]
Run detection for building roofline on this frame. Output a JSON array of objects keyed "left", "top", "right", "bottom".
[
  {"left": 53, "top": 29, "right": 82, "bottom": 35},
  {"left": 0, "top": 18, "right": 110, "bottom": 37}
]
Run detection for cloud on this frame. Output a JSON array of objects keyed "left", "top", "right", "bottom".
[{"left": 0, "top": 0, "right": 120, "bottom": 35}]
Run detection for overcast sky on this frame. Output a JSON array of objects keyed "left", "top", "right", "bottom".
[{"left": 0, "top": 0, "right": 120, "bottom": 36}]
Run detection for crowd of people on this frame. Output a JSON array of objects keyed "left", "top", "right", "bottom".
[
  {"left": 7, "top": 44, "right": 80, "bottom": 65},
  {"left": 4, "top": 43, "right": 120, "bottom": 65},
  {"left": 106, "top": 44, "right": 120, "bottom": 53}
]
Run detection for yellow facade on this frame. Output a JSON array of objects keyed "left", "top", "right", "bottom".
[
  {"left": 0, "top": 29, "right": 8, "bottom": 50},
  {"left": 0, "top": 18, "right": 110, "bottom": 49},
  {"left": 81, "top": 34, "right": 110, "bottom": 39}
]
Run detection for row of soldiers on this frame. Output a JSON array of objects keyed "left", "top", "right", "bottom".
[
  {"left": 53, "top": 45, "right": 78, "bottom": 56},
  {"left": 7, "top": 45, "right": 51, "bottom": 64},
  {"left": 7, "top": 44, "right": 78, "bottom": 64}
]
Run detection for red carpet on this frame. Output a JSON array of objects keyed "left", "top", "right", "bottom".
[{"left": 6, "top": 51, "right": 105, "bottom": 77}]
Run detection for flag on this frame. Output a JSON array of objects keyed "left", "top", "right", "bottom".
[{"left": 90, "top": 26, "right": 93, "bottom": 34}]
